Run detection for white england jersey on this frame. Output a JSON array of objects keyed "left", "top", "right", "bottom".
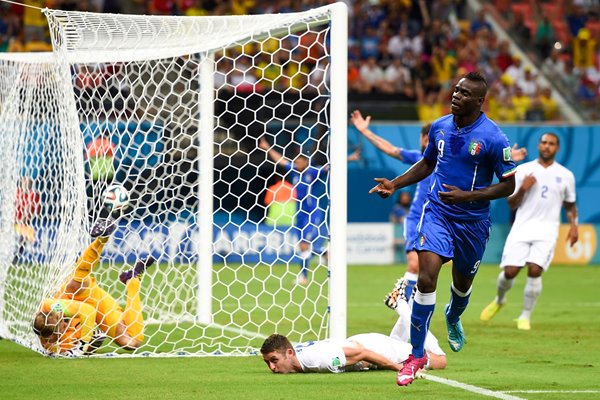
[
  {"left": 294, "top": 334, "right": 412, "bottom": 373},
  {"left": 508, "top": 160, "right": 576, "bottom": 241},
  {"left": 294, "top": 339, "right": 347, "bottom": 373}
]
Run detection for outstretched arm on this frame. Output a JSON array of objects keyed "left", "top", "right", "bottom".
[
  {"left": 343, "top": 343, "right": 403, "bottom": 371},
  {"left": 510, "top": 143, "right": 527, "bottom": 163},
  {"left": 439, "top": 175, "right": 515, "bottom": 205},
  {"left": 369, "top": 157, "right": 436, "bottom": 198},
  {"left": 351, "top": 110, "right": 403, "bottom": 160},
  {"left": 564, "top": 202, "right": 579, "bottom": 247},
  {"left": 259, "top": 137, "right": 290, "bottom": 168}
]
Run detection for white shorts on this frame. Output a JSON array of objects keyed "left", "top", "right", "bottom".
[
  {"left": 347, "top": 333, "right": 411, "bottom": 364},
  {"left": 500, "top": 237, "right": 556, "bottom": 271}
]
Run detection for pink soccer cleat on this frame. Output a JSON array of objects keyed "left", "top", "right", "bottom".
[{"left": 396, "top": 353, "right": 428, "bottom": 386}]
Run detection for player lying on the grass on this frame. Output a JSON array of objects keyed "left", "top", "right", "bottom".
[
  {"left": 260, "top": 290, "right": 446, "bottom": 373},
  {"left": 32, "top": 217, "right": 154, "bottom": 356}
]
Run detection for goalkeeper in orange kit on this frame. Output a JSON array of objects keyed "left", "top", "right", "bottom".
[{"left": 32, "top": 217, "right": 154, "bottom": 356}]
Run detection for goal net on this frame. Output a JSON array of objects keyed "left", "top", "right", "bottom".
[{"left": 0, "top": 4, "right": 347, "bottom": 357}]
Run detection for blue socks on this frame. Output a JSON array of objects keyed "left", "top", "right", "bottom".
[
  {"left": 411, "top": 290, "right": 436, "bottom": 358},
  {"left": 446, "top": 283, "right": 472, "bottom": 324}
]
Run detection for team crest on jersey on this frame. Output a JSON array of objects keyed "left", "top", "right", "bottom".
[
  {"left": 556, "top": 177, "right": 562, "bottom": 183},
  {"left": 50, "top": 302, "right": 65, "bottom": 313},
  {"left": 468, "top": 140, "right": 481, "bottom": 156}
]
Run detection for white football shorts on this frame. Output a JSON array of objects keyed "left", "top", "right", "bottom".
[{"left": 500, "top": 238, "right": 556, "bottom": 271}]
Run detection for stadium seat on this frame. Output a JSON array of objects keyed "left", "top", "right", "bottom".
[
  {"left": 540, "top": 3, "right": 561, "bottom": 20},
  {"left": 552, "top": 20, "right": 571, "bottom": 45},
  {"left": 511, "top": 3, "right": 532, "bottom": 20},
  {"left": 586, "top": 21, "right": 600, "bottom": 40},
  {"left": 494, "top": 0, "right": 510, "bottom": 16}
]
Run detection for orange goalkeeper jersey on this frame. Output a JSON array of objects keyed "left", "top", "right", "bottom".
[{"left": 39, "top": 299, "right": 96, "bottom": 354}]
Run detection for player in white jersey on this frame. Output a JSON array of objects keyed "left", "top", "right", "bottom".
[
  {"left": 260, "top": 295, "right": 446, "bottom": 374},
  {"left": 480, "top": 132, "right": 578, "bottom": 330}
]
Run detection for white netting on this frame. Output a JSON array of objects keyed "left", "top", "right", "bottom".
[{"left": 0, "top": 4, "right": 347, "bottom": 357}]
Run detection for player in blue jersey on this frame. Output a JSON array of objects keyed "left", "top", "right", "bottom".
[
  {"left": 260, "top": 137, "right": 328, "bottom": 285},
  {"left": 369, "top": 72, "right": 517, "bottom": 386},
  {"left": 351, "top": 110, "right": 526, "bottom": 307}
]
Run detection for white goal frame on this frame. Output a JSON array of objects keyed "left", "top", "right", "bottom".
[{"left": 0, "top": 3, "right": 348, "bottom": 355}]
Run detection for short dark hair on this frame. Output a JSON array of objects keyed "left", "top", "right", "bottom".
[
  {"left": 32, "top": 311, "right": 56, "bottom": 338},
  {"left": 464, "top": 71, "right": 488, "bottom": 96},
  {"left": 260, "top": 334, "right": 293, "bottom": 355},
  {"left": 540, "top": 132, "right": 560, "bottom": 146}
]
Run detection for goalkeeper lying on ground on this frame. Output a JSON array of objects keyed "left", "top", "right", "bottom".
[{"left": 32, "top": 217, "right": 154, "bottom": 356}]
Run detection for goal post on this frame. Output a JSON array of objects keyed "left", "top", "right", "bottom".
[{"left": 0, "top": 3, "right": 348, "bottom": 356}]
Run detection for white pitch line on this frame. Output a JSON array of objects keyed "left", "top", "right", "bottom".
[
  {"left": 504, "top": 390, "right": 600, "bottom": 394},
  {"left": 418, "top": 373, "right": 526, "bottom": 400}
]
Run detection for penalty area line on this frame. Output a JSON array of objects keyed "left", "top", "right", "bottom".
[{"left": 418, "top": 373, "right": 526, "bottom": 400}]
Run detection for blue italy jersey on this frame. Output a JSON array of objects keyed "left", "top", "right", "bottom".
[
  {"left": 400, "top": 149, "right": 432, "bottom": 220},
  {"left": 422, "top": 113, "right": 516, "bottom": 221},
  {"left": 286, "top": 163, "right": 327, "bottom": 212}
]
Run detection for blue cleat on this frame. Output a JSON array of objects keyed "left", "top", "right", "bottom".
[{"left": 445, "top": 303, "right": 467, "bottom": 352}]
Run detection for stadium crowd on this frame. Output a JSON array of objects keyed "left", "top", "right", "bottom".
[{"left": 2, "top": 0, "right": 600, "bottom": 121}]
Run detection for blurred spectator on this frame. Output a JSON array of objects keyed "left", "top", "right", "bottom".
[
  {"left": 511, "top": 85, "right": 532, "bottom": 120},
  {"left": 390, "top": 191, "right": 411, "bottom": 224},
  {"left": 415, "top": 78, "right": 445, "bottom": 123},
  {"left": 23, "top": 0, "right": 48, "bottom": 44},
  {"left": 496, "top": 94, "right": 518, "bottom": 122},
  {"left": 495, "top": 40, "right": 513, "bottom": 71},
  {"left": 576, "top": 75, "right": 599, "bottom": 107},
  {"left": 382, "top": 57, "right": 414, "bottom": 97},
  {"left": 360, "top": 26, "right": 380, "bottom": 60},
  {"left": 348, "top": 59, "right": 369, "bottom": 94},
  {"left": 534, "top": 12, "right": 555, "bottom": 60},
  {"left": 505, "top": 54, "right": 525, "bottom": 83},
  {"left": 470, "top": 9, "right": 492, "bottom": 34},
  {"left": 519, "top": 66, "right": 539, "bottom": 96},
  {"left": 387, "top": 26, "right": 414, "bottom": 60},
  {"left": 14, "top": 176, "right": 40, "bottom": 263},
  {"left": 524, "top": 94, "right": 545, "bottom": 121},
  {"left": 511, "top": 10, "right": 531, "bottom": 46},
  {"left": 542, "top": 48, "right": 567, "bottom": 77},
  {"left": 264, "top": 172, "right": 297, "bottom": 228},
  {"left": 23, "top": 32, "right": 52, "bottom": 52},
  {"left": 430, "top": 46, "right": 456, "bottom": 90},
  {"left": 539, "top": 87, "right": 559, "bottom": 121},
  {"left": 359, "top": 57, "right": 385, "bottom": 93},
  {"left": 566, "top": 3, "right": 588, "bottom": 37},
  {"left": 184, "top": 0, "right": 208, "bottom": 16},
  {"left": 572, "top": 28, "right": 596, "bottom": 69},
  {"left": 480, "top": 57, "right": 502, "bottom": 86},
  {"left": 475, "top": 27, "right": 497, "bottom": 66}
]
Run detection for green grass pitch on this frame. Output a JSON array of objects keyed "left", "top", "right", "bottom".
[{"left": 1, "top": 263, "right": 599, "bottom": 400}]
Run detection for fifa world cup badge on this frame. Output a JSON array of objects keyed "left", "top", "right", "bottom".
[{"left": 503, "top": 147, "right": 512, "bottom": 161}]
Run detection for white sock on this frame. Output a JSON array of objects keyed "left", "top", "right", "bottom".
[
  {"left": 403, "top": 271, "right": 418, "bottom": 282},
  {"left": 520, "top": 276, "right": 542, "bottom": 320},
  {"left": 390, "top": 300, "right": 411, "bottom": 343},
  {"left": 496, "top": 270, "right": 515, "bottom": 305}
]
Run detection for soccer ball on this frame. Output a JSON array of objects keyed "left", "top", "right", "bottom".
[{"left": 102, "top": 184, "right": 130, "bottom": 212}]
